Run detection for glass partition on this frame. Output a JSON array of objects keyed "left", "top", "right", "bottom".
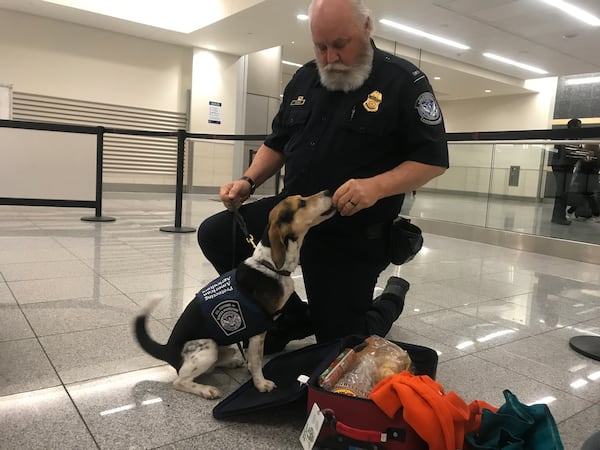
[{"left": 403, "top": 140, "right": 600, "bottom": 246}]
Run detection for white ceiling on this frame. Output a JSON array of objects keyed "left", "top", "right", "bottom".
[{"left": 1, "top": 0, "right": 599, "bottom": 101}]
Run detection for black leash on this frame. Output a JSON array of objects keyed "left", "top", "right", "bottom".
[
  {"left": 232, "top": 208, "right": 257, "bottom": 251},
  {"left": 231, "top": 207, "right": 256, "bottom": 361}
]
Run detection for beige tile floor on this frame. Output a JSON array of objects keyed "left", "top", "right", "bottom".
[{"left": 1, "top": 192, "right": 599, "bottom": 449}]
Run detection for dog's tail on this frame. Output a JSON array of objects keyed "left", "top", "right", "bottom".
[{"left": 134, "top": 296, "right": 178, "bottom": 368}]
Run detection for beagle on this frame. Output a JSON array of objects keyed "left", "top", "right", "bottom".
[{"left": 134, "top": 190, "right": 336, "bottom": 399}]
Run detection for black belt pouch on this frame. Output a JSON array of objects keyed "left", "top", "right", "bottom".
[{"left": 388, "top": 217, "right": 423, "bottom": 265}]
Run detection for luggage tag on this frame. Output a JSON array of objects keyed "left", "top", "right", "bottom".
[{"left": 299, "top": 402, "right": 325, "bottom": 450}]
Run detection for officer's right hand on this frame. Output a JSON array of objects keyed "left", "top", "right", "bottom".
[{"left": 220, "top": 180, "right": 251, "bottom": 211}]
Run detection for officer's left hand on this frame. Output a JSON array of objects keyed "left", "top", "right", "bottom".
[{"left": 333, "top": 178, "right": 378, "bottom": 216}]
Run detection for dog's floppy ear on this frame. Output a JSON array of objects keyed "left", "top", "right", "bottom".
[{"left": 267, "top": 220, "right": 287, "bottom": 269}]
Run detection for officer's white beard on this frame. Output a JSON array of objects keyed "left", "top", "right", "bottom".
[{"left": 316, "top": 37, "right": 373, "bottom": 92}]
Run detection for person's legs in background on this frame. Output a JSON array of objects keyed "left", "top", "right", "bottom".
[
  {"left": 573, "top": 171, "right": 596, "bottom": 220},
  {"left": 584, "top": 172, "right": 600, "bottom": 220},
  {"left": 551, "top": 167, "right": 573, "bottom": 225}
]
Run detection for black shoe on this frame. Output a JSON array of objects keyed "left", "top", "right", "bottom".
[
  {"left": 382, "top": 276, "right": 410, "bottom": 299},
  {"left": 367, "top": 277, "right": 410, "bottom": 336},
  {"left": 264, "top": 311, "right": 314, "bottom": 355},
  {"left": 374, "top": 276, "right": 410, "bottom": 315},
  {"left": 551, "top": 217, "right": 571, "bottom": 225}
]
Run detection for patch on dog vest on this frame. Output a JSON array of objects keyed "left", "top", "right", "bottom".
[
  {"left": 211, "top": 300, "right": 245, "bottom": 336},
  {"left": 200, "top": 274, "right": 246, "bottom": 336},
  {"left": 195, "top": 270, "right": 273, "bottom": 345}
]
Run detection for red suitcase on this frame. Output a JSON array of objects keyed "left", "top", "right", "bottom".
[{"left": 306, "top": 339, "right": 438, "bottom": 450}]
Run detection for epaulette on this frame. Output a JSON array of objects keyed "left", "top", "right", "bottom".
[
  {"left": 295, "top": 60, "right": 317, "bottom": 73},
  {"left": 378, "top": 49, "right": 426, "bottom": 83}
]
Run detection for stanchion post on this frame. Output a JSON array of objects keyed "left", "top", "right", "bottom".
[
  {"left": 160, "top": 129, "right": 195, "bottom": 233},
  {"left": 81, "top": 126, "right": 116, "bottom": 222}
]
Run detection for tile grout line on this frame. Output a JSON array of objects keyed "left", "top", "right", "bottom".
[{"left": 2, "top": 272, "right": 102, "bottom": 449}]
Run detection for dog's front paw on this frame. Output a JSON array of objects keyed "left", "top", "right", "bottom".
[
  {"left": 255, "top": 379, "right": 276, "bottom": 392},
  {"left": 200, "top": 386, "right": 221, "bottom": 399}
]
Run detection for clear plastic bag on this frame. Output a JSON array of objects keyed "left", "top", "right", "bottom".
[{"left": 330, "top": 335, "right": 413, "bottom": 398}]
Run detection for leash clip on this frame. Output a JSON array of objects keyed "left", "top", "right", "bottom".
[
  {"left": 245, "top": 234, "right": 256, "bottom": 249},
  {"left": 233, "top": 209, "right": 257, "bottom": 249}
]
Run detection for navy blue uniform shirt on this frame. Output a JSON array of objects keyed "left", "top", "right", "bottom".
[{"left": 265, "top": 41, "right": 449, "bottom": 231}]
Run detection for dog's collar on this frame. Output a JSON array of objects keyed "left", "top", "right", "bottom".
[{"left": 259, "top": 260, "right": 292, "bottom": 276}]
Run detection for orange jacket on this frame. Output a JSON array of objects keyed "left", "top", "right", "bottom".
[{"left": 369, "top": 371, "right": 497, "bottom": 450}]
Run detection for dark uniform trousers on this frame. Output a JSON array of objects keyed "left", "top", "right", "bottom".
[
  {"left": 197, "top": 196, "right": 397, "bottom": 343},
  {"left": 551, "top": 143, "right": 579, "bottom": 221},
  {"left": 551, "top": 166, "right": 574, "bottom": 220},
  {"left": 570, "top": 160, "right": 600, "bottom": 218}
]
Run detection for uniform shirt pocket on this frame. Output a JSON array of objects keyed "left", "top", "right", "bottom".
[
  {"left": 286, "top": 108, "right": 311, "bottom": 127},
  {"left": 341, "top": 108, "right": 389, "bottom": 137}
]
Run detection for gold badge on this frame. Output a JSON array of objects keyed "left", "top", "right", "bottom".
[
  {"left": 290, "top": 95, "right": 306, "bottom": 106},
  {"left": 363, "top": 90, "right": 382, "bottom": 112}
]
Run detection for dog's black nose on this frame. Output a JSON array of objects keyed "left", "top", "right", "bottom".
[{"left": 323, "top": 190, "right": 332, "bottom": 197}]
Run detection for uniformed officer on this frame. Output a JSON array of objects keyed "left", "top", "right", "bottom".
[
  {"left": 551, "top": 118, "right": 581, "bottom": 225},
  {"left": 198, "top": 0, "right": 449, "bottom": 352}
]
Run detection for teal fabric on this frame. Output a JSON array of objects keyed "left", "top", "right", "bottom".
[{"left": 465, "top": 389, "right": 563, "bottom": 450}]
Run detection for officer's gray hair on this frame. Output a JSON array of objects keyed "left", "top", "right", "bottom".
[
  {"left": 308, "top": 0, "right": 372, "bottom": 26},
  {"left": 352, "top": 0, "right": 371, "bottom": 24}
]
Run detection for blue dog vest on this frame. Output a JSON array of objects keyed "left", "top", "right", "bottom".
[{"left": 194, "top": 270, "right": 273, "bottom": 345}]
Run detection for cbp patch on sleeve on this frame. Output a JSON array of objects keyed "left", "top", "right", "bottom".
[{"left": 415, "top": 92, "right": 442, "bottom": 125}]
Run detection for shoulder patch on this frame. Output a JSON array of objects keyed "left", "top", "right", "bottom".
[{"left": 415, "top": 92, "right": 442, "bottom": 126}]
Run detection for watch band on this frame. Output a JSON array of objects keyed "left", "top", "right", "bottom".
[{"left": 239, "top": 175, "right": 256, "bottom": 194}]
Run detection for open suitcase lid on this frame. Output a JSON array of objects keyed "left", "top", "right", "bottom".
[
  {"left": 213, "top": 335, "right": 438, "bottom": 420},
  {"left": 213, "top": 339, "right": 340, "bottom": 419}
]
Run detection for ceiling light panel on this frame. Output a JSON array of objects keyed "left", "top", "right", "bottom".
[
  {"left": 541, "top": 0, "right": 600, "bottom": 26},
  {"left": 282, "top": 60, "right": 303, "bottom": 68},
  {"left": 483, "top": 52, "right": 549, "bottom": 74},
  {"left": 42, "top": 0, "right": 225, "bottom": 33},
  {"left": 565, "top": 76, "right": 600, "bottom": 85},
  {"left": 379, "top": 19, "right": 470, "bottom": 50}
]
